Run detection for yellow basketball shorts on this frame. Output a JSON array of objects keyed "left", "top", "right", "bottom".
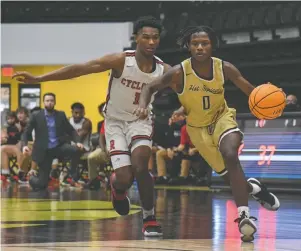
[{"left": 186, "top": 108, "right": 242, "bottom": 176}]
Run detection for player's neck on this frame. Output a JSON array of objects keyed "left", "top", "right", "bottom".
[
  {"left": 135, "top": 50, "right": 153, "bottom": 64},
  {"left": 191, "top": 57, "right": 211, "bottom": 69},
  {"left": 135, "top": 50, "right": 155, "bottom": 73}
]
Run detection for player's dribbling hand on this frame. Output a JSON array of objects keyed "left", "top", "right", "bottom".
[
  {"left": 133, "top": 107, "right": 149, "bottom": 120},
  {"left": 12, "top": 71, "right": 40, "bottom": 84}
]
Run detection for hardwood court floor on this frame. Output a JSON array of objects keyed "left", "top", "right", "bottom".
[{"left": 1, "top": 183, "right": 301, "bottom": 251}]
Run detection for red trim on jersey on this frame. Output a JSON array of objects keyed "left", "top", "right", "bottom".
[
  {"left": 155, "top": 59, "right": 164, "bottom": 65},
  {"left": 109, "top": 150, "right": 131, "bottom": 157},
  {"left": 100, "top": 121, "right": 105, "bottom": 135},
  {"left": 104, "top": 74, "right": 114, "bottom": 113},
  {"left": 125, "top": 52, "right": 135, "bottom": 57}
]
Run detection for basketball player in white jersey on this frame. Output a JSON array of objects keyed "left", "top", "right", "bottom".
[{"left": 13, "top": 16, "right": 169, "bottom": 236}]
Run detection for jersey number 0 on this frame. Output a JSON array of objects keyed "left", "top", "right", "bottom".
[{"left": 203, "top": 96, "right": 210, "bottom": 110}]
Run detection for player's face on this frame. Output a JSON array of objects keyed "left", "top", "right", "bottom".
[
  {"left": 43, "top": 95, "right": 56, "bottom": 111},
  {"left": 136, "top": 27, "right": 160, "bottom": 56},
  {"left": 72, "top": 108, "right": 84, "bottom": 123},
  {"left": 188, "top": 32, "right": 212, "bottom": 63}
]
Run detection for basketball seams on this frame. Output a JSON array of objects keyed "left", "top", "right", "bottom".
[
  {"left": 251, "top": 85, "right": 264, "bottom": 111},
  {"left": 253, "top": 89, "right": 280, "bottom": 108},
  {"left": 257, "top": 100, "right": 286, "bottom": 109},
  {"left": 249, "top": 84, "right": 285, "bottom": 119},
  {"left": 252, "top": 106, "right": 275, "bottom": 120},
  {"left": 256, "top": 90, "right": 286, "bottom": 109}
]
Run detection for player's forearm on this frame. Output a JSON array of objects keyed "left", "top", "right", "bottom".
[
  {"left": 240, "top": 83, "right": 254, "bottom": 96},
  {"left": 139, "top": 85, "right": 153, "bottom": 109},
  {"left": 37, "top": 64, "right": 90, "bottom": 82}
]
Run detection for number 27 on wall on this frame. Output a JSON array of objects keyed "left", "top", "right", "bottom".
[{"left": 258, "top": 145, "right": 276, "bottom": 166}]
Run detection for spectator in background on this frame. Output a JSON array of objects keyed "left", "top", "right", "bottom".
[
  {"left": 155, "top": 115, "right": 186, "bottom": 184},
  {"left": 285, "top": 94, "right": 300, "bottom": 112},
  {"left": 67, "top": 102, "right": 93, "bottom": 185},
  {"left": 86, "top": 121, "right": 110, "bottom": 190},
  {"left": 0, "top": 111, "right": 23, "bottom": 181},
  {"left": 97, "top": 102, "right": 106, "bottom": 133},
  {"left": 1, "top": 110, "right": 29, "bottom": 182},
  {"left": 21, "top": 106, "right": 59, "bottom": 180},
  {"left": 21, "top": 93, "right": 84, "bottom": 190},
  {"left": 16, "top": 107, "right": 29, "bottom": 132},
  {"left": 69, "top": 102, "right": 92, "bottom": 152}
]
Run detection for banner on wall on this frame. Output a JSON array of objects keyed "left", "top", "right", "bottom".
[{"left": 2, "top": 23, "right": 133, "bottom": 65}]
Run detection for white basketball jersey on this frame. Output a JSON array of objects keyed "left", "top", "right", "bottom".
[
  {"left": 104, "top": 50, "right": 165, "bottom": 121},
  {"left": 69, "top": 117, "right": 91, "bottom": 151}
]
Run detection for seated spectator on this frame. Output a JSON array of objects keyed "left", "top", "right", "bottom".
[
  {"left": 285, "top": 94, "right": 300, "bottom": 112},
  {"left": 69, "top": 102, "right": 92, "bottom": 152},
  {"left": 1, "top": 109, "right": 29, "bottom": 183},
  {"left": 86, "top": 121, "right": 110, "bottom": 190},
  {"left": 176, "top": 124, "right": 211, "bottom": 186},
  {"left": 97, "top": 102, "right": 106, "bottom": 133},
  {"left": 1, "top": 112, "right": 23, "bottom": 181},
  {"left": 155, "top": 115, "right": 185, "bottom": 184},
  {"left": 22, "top": 106, "right": 59, "bottom": 182},
  {"left": 66, "top": 102, "right": 92, "bottom": 185},
  {"left": 21, "top": 93, "right": 84, "bottom": 190}
]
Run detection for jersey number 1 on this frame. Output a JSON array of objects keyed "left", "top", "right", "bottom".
[
  {"left": 203, "top": 96, "right": 210, "bottom": 110},
  {"left": 133, "top": 92, "right": 140, "bottom": 105}
]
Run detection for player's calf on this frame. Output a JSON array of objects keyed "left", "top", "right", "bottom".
[{"left": 110, "top": 167, "right": 133, "bottom": 216}]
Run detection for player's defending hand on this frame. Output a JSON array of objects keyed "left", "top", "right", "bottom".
[
  {"left": 133, "top": 107, "right": 149, "bottom": 120},
  {"left": 12, "top": 72, "right": 40, "bottom": 84}
]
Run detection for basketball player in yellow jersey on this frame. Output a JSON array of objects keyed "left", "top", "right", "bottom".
[{"left": 134, "top": 26, "right": 280, "bottom": 242}]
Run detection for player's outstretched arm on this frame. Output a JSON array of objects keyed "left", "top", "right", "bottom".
[
  {"left": 138, "top": 64, "right": 183, "bottom": 109},
  {"left": 12, "top": 53, "right": 125, "bottom": 83},
  {"left": 223, "top": 61, "right": 255, "bottom": 96}
]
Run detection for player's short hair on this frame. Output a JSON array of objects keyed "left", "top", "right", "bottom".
[
  {"left": 176, "top": 26, "right": 219, "bottom": 50},
  {"left": 71, "top": 102, "right": 85, "bottom": 110},
  {"left": 133, "top": 16, "right": 163, "bottom": 35}
]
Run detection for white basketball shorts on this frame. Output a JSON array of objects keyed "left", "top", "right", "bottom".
[{"left": 105, "top": 117, "right": 153, "bottom": 170}]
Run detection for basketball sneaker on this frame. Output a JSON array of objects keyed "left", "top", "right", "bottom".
[
  {"left": 142, "top": 215, "right": 163, "bottom": 237},
  {"left": 110, "top": 173, "right": 130, "bottom": 216},
  {"left": 234, "top": 211, "right": 257, "bottom": 242},
  {"left": 248, "top": 178, "right": 280, "bottom": 211}
]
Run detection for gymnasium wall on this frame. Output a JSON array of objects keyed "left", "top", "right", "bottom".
[
  {"left": 1, "top": 66, "right": 110, "bottom": 133},
  {"left": 1, "top": 23, "right": 133, "bottom": 64}
]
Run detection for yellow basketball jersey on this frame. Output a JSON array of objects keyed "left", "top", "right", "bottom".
[{"left": 178, "top": 57, "right": 229, "bottom": 127}]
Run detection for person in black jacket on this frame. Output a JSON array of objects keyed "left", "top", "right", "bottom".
[{"left": 21, "top": 93, "right": 84, "bottom": 190}]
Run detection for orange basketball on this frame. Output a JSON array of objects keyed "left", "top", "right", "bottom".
[{"left": 248, "top": 83, "right": 286, "bottom": 120}]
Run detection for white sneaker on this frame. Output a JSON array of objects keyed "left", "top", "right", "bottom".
[{"left": 235, "top": 211, "right": 257, "bottom": 242}]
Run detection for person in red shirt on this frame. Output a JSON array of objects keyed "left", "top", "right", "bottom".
[
  {"left": 168, "top": 124, "right": 199, "bottom": 185},
  {"left": 86, "top": 121, "right": 110, "bottom": 189}
]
